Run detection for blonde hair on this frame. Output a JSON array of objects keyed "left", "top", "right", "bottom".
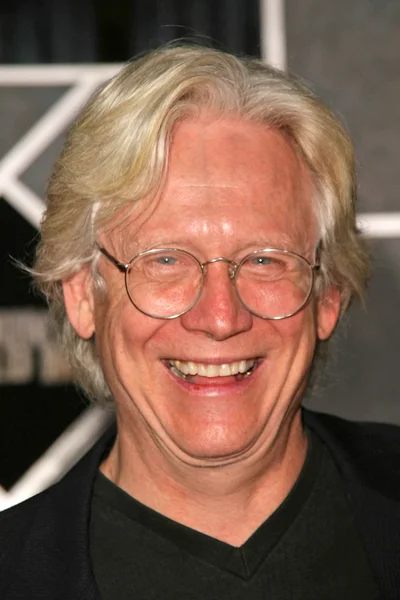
[{"left": 33, "top": 44, "right": 370, "bottom": 404}]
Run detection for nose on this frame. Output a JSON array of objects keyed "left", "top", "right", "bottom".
[{"left": 180, "top": 260, "right": 253, "bottom": 340}]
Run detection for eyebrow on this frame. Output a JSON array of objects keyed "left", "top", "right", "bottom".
[{"left": 121, "top": 234, "right": 304, "bottom": 259}]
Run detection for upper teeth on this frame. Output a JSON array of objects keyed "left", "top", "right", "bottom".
[{"left": 170, "top": 359, "right": 256, "bottom": 378}]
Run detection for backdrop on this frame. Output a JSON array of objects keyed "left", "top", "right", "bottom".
[{"left": 0, "top": 0, "right": 399, "bottom": 500}]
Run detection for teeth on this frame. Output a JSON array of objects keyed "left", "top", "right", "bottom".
[
  {"left": 198, "top": 364, "right": 208, "bottom": 377},
  {"left": 188, "top": 362, "right": 197, "bottom": 375},
  {"left": 230, "top": 362, "right": 240, "bottom": 375},
  {"left": 238, "top": 360, "right": 248, "bottom": 374},
  {"left": 169, "top": 359, "right": 256, "bottom": 378}
]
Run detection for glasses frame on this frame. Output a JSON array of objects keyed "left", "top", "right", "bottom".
[{"left": 97, "top": 244, "right": 320, "bottom": 320}]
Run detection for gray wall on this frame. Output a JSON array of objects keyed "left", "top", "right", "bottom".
[{"left": 286, "top": 0, "right": 400, "bottom": 422}]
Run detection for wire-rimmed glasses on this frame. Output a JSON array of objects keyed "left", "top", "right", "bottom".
[{"left": 97, "top": 245, "right": 320, "bottom": 320}]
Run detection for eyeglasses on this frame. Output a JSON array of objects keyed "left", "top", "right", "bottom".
[{"left": 97, "top": 245, "right": 320, "bottom": 320}]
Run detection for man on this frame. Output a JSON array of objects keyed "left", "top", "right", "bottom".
[{"left": 0, "top": 45, "right": 399, "bottom": 599}]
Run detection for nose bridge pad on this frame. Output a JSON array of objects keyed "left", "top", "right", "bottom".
[
  {"left": 227, "top": 262, "right": 237, "bottom": 280},
  {"left": 202, "top": 257, "right": 237, "bottom": 284},
  {"left": 198, "top": 257, "right": 240, "bottom": 312}
]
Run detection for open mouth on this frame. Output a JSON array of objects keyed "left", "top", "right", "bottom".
[{"left": 167, "top": 358, "right": 258, "bottom": 383}]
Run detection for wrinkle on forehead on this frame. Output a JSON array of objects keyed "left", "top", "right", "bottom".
[
  {"left": 169, "top": 117, "right": 301, "bottom": 186},
  {"left": 179, "top": 183, "right": 239, "bottom": 188},
  {"left": 103, "top": 117, "right": 319, "bottom": 260}
]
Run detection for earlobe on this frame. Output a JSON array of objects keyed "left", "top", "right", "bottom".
[
  {"left": 316, "top": 286, "right": 341, "bottom": 341},
  {"left": 62, "top": 267, "right": 95, "bottom": 339}
]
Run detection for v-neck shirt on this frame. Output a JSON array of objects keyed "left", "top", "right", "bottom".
[{"left": 90, "top": 430, "right": 379, "bottom": 599}]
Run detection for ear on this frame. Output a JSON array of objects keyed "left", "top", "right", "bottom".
[
  {"left": 62, "top": 266, "right": 95, "bottom": 339},
  {"left": 316, "top": 286, "right": 341, "bottom": 341}
]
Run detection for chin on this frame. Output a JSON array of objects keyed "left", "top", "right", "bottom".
[{"left": 165, "top": 421, "right": 262, "bottom": 465}]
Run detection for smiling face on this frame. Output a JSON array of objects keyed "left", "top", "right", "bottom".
[{"left": 64, "top": 116, "right": 339, "bottom": 467}]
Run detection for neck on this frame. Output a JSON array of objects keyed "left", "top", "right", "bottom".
[{"left": 100, "top": 410, "right": 308, "bottom": 546}]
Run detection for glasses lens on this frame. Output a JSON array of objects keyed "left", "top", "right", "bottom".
[
  {"left": 126, "top": 249, "right": 202, "bottom": 318},
  {"left": 236, "top": 250, "right": 313, "bottom": 318}
]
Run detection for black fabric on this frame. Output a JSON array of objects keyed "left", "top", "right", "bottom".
[
  {"left": 90, "top": 431, "right": 378, "bottom": 599},
  {"left": 304, "top": 410, "right": 400, "bottom": 600},
  {"left": 91, "top": 429, "right": 320, "bottom": 581},
  {"left": 0, "top": 409, "right": 399, "bottom": 599}
]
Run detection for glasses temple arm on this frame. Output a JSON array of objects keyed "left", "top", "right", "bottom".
[{"left": 97, "top": 244, "right": 129, "bottom": 273}]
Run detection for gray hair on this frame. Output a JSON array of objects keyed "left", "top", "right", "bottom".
[{"left": 32, "top": 44, "right": 370, "bottom": 404}]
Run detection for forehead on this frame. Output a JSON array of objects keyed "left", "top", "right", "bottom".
[
  {"left": 170, "top": 117, "right": 302, "bottom": 185},
  {"left": 108, "top": 116, "right": 317, "bottom": 254}
]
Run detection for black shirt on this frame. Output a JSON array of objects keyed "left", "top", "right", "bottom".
[{"left": 90, "top": 431, "right": 379, "bottom": 599}]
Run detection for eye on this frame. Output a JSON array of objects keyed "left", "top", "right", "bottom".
[
  {"left": 251, "top": 256, "right": 273, "bottom": 265},
  {"left": 240, "top": 253, "right": 287, "bottom": 281},
  {"left": 155, "top": 255, "right": 177, "bottom": 265},
  {"left": 248, "top": 255, "right": 283, "bottom": 269},
  {"left": 131, "top": 250, "right": 200, "bottom": 284}
]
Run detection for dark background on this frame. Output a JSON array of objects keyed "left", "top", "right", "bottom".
[{"left": 1, "top": 0, "right": 399, "bottom": 490}]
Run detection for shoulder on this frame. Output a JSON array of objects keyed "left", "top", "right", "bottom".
[
  {"left": 0, "top": 489, "right": 47, "bottom": 548},
  {"left": 0, "top": 485, "right": 61, "bottom": 596},
  {"left": 0, "top": 424, "right": 116, "bottom": 586},
  {"left": 303, "top": 410, "right": 400, "bottom": 447},
  {"left": 304, "top": 408, "right": 400, "bottom": 451},
  {"left": 304, "top": 408, "right": 400, "bottom": 499},
  {"left": 0, "top": 467, "right": 80, "bottom": 555}
]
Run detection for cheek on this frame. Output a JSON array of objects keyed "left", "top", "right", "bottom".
[
  {"left": 98, "top": 294, "right": 168, "bottom": 370},
  {"left": 268, "top": 306, "right": 318, "bottom": 359}
]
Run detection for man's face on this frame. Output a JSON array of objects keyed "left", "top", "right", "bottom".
[{"left": 64, "top": 117, "right": 339, "bottom": 466}]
